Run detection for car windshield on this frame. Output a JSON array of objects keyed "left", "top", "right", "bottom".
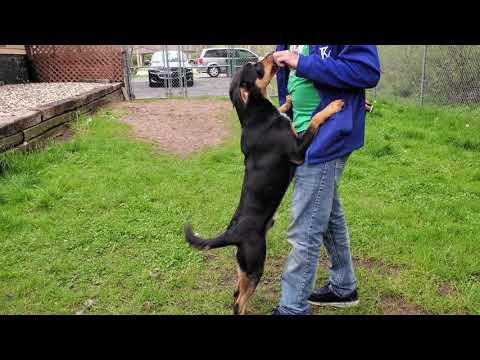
[{"left": 151, "top": 51, "right": 188, "bottom": 65}]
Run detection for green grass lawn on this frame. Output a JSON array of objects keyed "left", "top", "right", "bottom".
[{"left": 0, "top": 98, "right": 479, "bottom": 315}]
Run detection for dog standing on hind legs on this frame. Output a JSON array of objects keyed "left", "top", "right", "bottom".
[{"left": 184, "top": 53, "right": 344, "bottom": 315}]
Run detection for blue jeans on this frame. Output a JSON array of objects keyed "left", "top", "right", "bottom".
[{"left": 277, "top": 155, "right": 357, "bottom": 315}]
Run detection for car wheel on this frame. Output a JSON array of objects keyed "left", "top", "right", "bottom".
[
  {"left": 207, "top": 66, "right": 220, "bottom": 77},
  {"left": 149, "top": 75, "right": 161, "bottom": 87}
]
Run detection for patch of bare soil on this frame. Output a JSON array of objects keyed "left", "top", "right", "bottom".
[
  {"left": 114, "top": 99, "right": 232, "bottom": 157},
  {"left": 379, "top": 295, "right": 426, "bottom": 315},
  {"left": 199, "top": 251, "right": 283, "bottom": 314},
  {"left": 199, "top": 250, "right": 237, "bottom": 287},
  {"left": 353, "top": 256, "right": 403, "bottom": 277},
  {"left": 260, "top": 256, "right": 285, "bottom": 297},
  {"left": 54, "top": 127, "right": 74, "bottom": 143},
  {"left": 437, "top": 282, "right": 456, "bottom": 297},
  {"left": 316, "top": 254, "right": 403, "bottom": 277}
]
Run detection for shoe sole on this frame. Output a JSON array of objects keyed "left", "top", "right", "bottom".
[{"left": 308, "top": 300, "right": 359, "bottom": 308}]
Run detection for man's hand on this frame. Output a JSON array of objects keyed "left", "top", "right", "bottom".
[
  {"left": 273, "top": 50, "right": 300, "bottom": 69},
  {"left": 365, "top": 100, "right": 374, "bottom": 113}
]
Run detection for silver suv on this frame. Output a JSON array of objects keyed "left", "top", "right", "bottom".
[{"left": 196, "top": 48, "right": 260, "bottom": 77}]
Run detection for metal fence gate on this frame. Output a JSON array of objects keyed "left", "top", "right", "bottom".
[{"left": 124, "top": 45, "right": 278, "bottom": 100}]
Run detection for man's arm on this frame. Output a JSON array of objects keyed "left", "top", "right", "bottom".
[
  {"left": 285, "top": 99, "right": 344, "bottom": 165},
  {"left": 297, "top": 45, "right": 381, "bottom": 89},
  {"left": 275, "top": 45, "right": 291, "bottom": 107},
  {"left": 274, "top": 45, "right": 381, "bottom": 90}
]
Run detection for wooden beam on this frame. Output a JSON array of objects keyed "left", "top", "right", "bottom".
[{"left": 0, "top": 45, "right": 26, "bottom": 55}]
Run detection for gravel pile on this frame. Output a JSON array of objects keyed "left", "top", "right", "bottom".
[{"left": 0, "top": 82, "right": 113, "bottom": 116}]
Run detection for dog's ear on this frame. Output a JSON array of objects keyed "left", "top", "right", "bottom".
[{"left": 254, "top": 62, "right": 265, "bottom": 79}]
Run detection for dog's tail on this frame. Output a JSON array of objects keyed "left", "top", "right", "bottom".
[{"left": 184, "top": 224, "right": 236, "bottom": 250}]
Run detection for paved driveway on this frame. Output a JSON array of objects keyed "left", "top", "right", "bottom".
[{"left": 131, "top": 73, "right": 231, "bottom": 99}]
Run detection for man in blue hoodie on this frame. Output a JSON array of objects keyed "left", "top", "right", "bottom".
[{"left": 271, "top": 45, "right": 381, "bottom": 315}]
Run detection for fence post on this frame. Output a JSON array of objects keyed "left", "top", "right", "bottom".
[
  {"left": 122, "top": 46, "right": 134, "bottom": 101},
  {"left": 164, "top": 45, "right": 172, "bottom": 96},
  {"left": 180, "top": 45, "right": 188, "bottom": 98},
  {"left": 227, "top": 45, "right": 234, "bottom": 78},
  {"left": 420, "top": 45, "right": 427, "bottom": 106},
  {"left": 177, "top": 45, "right": 184, "bottom": 97},
  {"left": 226, "top": 45, "right": 231, "bottom": 78}
]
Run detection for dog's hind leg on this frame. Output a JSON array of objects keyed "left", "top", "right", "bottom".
[
  {"left": 233, "top": 266, "right": 241, "bottom": 303},
  {"left": 233, "top": 238, "right": 266, "bottom": 315},
  {"left": 233, "top": 270, "right": 261, "bottom": 315}
]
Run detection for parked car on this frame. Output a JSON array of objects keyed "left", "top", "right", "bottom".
[
  {"left": 148, "top": 50, "right": 194, "bottom": 87},
  {"left": 196, "top": 48, "right": 259, "bottom": 77}
]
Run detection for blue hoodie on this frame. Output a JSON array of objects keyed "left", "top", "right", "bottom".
[{"left": 276, "top": 45, "right": 381, "bottom": 164}]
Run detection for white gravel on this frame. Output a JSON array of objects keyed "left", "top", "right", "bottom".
[{"left": 0, "top": 82, "right": 113, "bottom": 116}]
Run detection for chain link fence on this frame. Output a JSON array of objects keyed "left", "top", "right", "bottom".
[
  {"left": 370, "top": 45, "right": 480, "bottom": 107},
  {"left": 125, "top": 45, "right": 191, "bottom": 99},
  {"left": 125, "top": 45, "right": 278, "bottom": 100},
  {"left": 124, "top": 45, "right": 480, "bottom": 108},
  {"left": 230, "top": 45, "right": 480, "bottom": 108}
]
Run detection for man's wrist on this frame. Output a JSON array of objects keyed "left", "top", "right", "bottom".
[{"left": 295, "top": 54, "right": 308, "bottom": 77}]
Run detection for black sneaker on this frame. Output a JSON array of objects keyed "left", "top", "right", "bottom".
[
  {"left": 308, "top": 284, "right": 359, "bottom": 308},
  {"left": 271, "top": 307, "right": 283, "bottom": 315}
]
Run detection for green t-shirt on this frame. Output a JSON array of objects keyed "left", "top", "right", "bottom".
[{"left": 287, "top": 45, "right": 321, "bottom": 133}]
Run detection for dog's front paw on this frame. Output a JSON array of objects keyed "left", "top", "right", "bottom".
[
  {"left": 324, "top": 99, "right": 344, "bottom": 116},
  {"left": 278, "top": 95, "right": 293, "bottom": 114}
]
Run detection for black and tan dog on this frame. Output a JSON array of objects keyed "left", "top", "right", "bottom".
[{"left": 184, "top": 53, "right": 344, "bottom": 315}]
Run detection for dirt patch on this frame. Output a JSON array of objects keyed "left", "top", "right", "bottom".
[
  {"left": 201, "top": 251, "right": 283, "bottom": 300},
  {"left": 438, "top": 282, "right": 456, "bottom": 297},
  {"left": 315, "top": 255, "right": 403, "bottom": 276},
  {"left": 353, "top": 256, "right": 403, "bottom": 277},
  {"left": 316, "top": 251, "right": 331, "bottom": 270},
  {"left": 199, "top": 250, "right": 237, "bottom": 287},
  {"left": 379, "top": 294, "right": 426, "bottom": 315},
  {"left": 260, "top": 256, "right": 285, "bottom": 297},
  {"left": 201, "top": 251, "right": 217, "bottom": 262},
  {"left": 54, "top": 127, "right": 74, "bottom": 144},
  {"left": 113, "top": 99, "right": 232, "bottom": 157}
]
